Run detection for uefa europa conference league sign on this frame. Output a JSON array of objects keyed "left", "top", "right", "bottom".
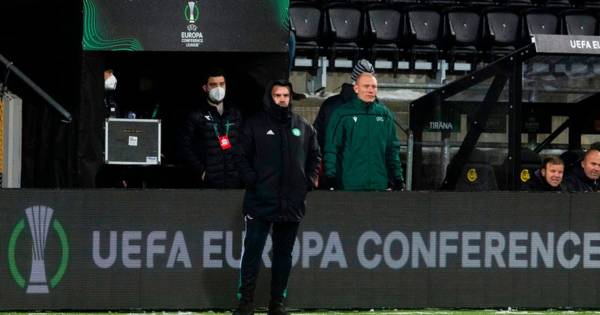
[
  {"left": 534, "top": 34, "right": 600, "bottom": 54},
  {"left": 0, "top": 190, "right": 599, "bottom": 309}
]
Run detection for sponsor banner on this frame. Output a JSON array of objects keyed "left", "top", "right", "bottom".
[
  {"left": 82, "top": 0, "right": 289, "bottom": 52},
  {"left": 0, "top": 190, "right": 599, "bottom": 309},
  {"left": 534, "top": 34, "right": 600, "bottom": 55}
]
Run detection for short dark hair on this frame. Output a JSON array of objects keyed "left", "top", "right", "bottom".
[
  {"left": 271, "top": 79, "right": 293, "bottom": 94},
  {"left": 584, "top": 146, "right": 600, "bottom": 159},
  {"left": 203, "top": 67, "right": 226, "bottom": 84},
  {"left": 541, "top": 156, "right": 564, "bottom": 170}
]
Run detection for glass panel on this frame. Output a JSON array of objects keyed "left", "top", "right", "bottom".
[{"left": 522, "top": 55, "right": 600, "bottom": 104}]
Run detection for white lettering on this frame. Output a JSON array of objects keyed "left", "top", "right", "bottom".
[
  {"left": 357, "top": 231, "right": 382, "bottom": 269},
  {"left": 93, "top": 231, "right": 117, "bottom": 268},
  {"left": 122, "top": 231, "right": 142, "bottom": 268},
  {"left": 303, "top": 231, "right": 324, "bottom": 268},
  {"left": 508, "top": 232, "right": 528, "bottom": 268},
  {"left": 167, "top": 231, "right": 191, "bottom": 268},
  {"left": 320, "top": 232, "right": 347, "bottom": 268},
  {"left": 530, "top": 232, "right": 553, "bottom": 268},
  {"left": 203, "top": 231, "right": 223, "bottom": 268},
  {"left": 557, "top": 231, "right": 580, "bottom": 269},
  {"left": 383, "top": 232, "right": 409, "bottom": 269},
  {"left": 462, "top": 231, "right": 481, "bottom": 268},
  {"left": 485, "top": 232, "right": 506, "bottom": 268},
  {"left": 439, "top": 231, "right": 458, "bottom": 267},
  {"left": 411, "top": 232, "right": 436, "bottom": 268},
  {"left": 146, "top": 231, "right": 166, "bottom": 268},
  {"left": 583, "top": 232, "right": 600, "bottom": 268}
]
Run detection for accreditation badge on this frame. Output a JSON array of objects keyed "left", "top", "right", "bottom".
[{"left": 219, "top": 135, "right": 232, "bottom": 150}]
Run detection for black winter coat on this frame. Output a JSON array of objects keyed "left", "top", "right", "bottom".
[
  {"left": 564, "top": 166, "right": 600, "bottom": 192},
  {"left": 238, "top": 82, "right": 321, "bottom": 222},
  {"left": 523, "top": 170, "right": 566, "bottom": 192},
  {"left": 179, "top": 101, "right": 243, "bottom": 188},
  {"left": 313, "top": 83, "right": 355, "bottom": 150}
]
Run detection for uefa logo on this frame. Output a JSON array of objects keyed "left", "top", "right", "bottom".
[{"left": 8, "top": 205, "right": 69, "bottom": 294}]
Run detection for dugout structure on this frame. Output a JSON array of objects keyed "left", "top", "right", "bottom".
[{"left": 410, "top": 34, "right": 600, "bottom": 191}]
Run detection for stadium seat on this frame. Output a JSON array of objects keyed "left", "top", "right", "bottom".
[
  {"left": 583, "top": 0, "right": 600, "bottom": 7},
  {"left": 443, "top": 7, "right": 483, "bottom": 73},
  {"left": 482, "top": 8, "right": 523, "bottom": 61},
  {"left": 454, "top": 149, "right": 499, "bottom": 191},
  {"left": 290, "top": 3, "right": 325, "bottom": 75},
  {"left": 496, "top": 148, "right": 541, "bottom": 190},
  {"left": 365, "top": 7, "right": 404, "bottom": 73},
  {"left": 560, "top": 149, "right": 584, "bottom": 173},
  {"left": 405, "top": 6, "right": 443, "bottom": 75},
  {"left": 325, "top": 4, "right": 364, "bottom": 68},
  {"left": 562, "top": 9, "right": 597, "bottom": 35},
  {"left": 523, "top": 8, "right": 560, "bottom": 36},
  {"left": 542, "top": 0, "right": 573, "bottom": 8},
  {"left": 502, "top": 0, "right": 535, "bottom": 7},
  {"left": 388, "top": 0, "right": 421, "bottom": 5}
]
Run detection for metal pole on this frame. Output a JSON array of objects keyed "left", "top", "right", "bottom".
[
  {"left": 406, "top": 130, "right": 414, "bottom": 191},
  {"left": 0, "top": 54, "right": 72, "bottom": 123}
]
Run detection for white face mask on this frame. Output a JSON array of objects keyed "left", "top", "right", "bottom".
[
  {"left": 104, "top": 74, "right": 117, "bottom": 90},
  {"left": 208, "top": 86, "right": 226, "bottom": 103}
]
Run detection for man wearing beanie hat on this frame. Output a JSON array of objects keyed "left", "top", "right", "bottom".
[
  {"left": 313, "top": 59, "right": 375, "bottom": 151},
  {"left": 313, "top": 60, "right": 375, "bottom": 189},
  {"left": 323, "top": 72, "right": 404, "bottom": 191}
]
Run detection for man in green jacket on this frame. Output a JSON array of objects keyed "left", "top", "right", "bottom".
[{"left": 323, "top": 73, "right": 404, "bottom": 191}]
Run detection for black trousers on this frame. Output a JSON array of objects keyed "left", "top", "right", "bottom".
[{"left": 237, "top": 216, "right": 300, "bottom": 303}]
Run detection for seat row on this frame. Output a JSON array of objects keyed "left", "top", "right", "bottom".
[
  {"left": 291, "top": 0, "right": 600, "bottom": 9},
  {"left": 290, "top": 2, "right": 600, "bottom": 74}
]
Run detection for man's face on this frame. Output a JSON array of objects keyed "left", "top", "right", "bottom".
[
  {"left": 353, "top": 74, "right": 377, "bottom": 103},
  {"left": 541, "top": 163, "right": 564, "bottom": 187},
  {"left": 271, "top": 85, "right": 290, "bottom": 107},
  {"left": 582, "top": 150, "right": 600, "bottom": 180},
  {"left": 103, "top": 70, "right": 112, "bottom": 81},
  {"left": 203, "top": 75, "right": 226, "bottom": 92}
]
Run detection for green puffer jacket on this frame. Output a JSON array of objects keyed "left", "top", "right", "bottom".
[{"left": 323, "top": 97, "right": 403, "bottom": 191}]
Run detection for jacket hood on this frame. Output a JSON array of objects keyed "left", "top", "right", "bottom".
[{"left": 263, "top": 79, "right": 293, "bottom": 121}]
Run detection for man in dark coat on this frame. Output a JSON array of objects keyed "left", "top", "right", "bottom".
[
  {"left": 313, "top": 59, "right": 375, "bottom": 150},
  {"left": 234, "top": 80, "right": 321, "bottom": 315},
  {"left": 564, "top": 147, "right": 600, "bottom": 192},
  {"left": 524, "top": 156, "right": 567, "bottom": 192},
  {"left": 179, "top": 68, "right": 243, "bottom": 188}
]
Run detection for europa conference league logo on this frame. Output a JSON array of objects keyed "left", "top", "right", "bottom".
[
  {"left": 184, "top": 1, "right": 200, "bottom": 24},
  {"left": 8, "top": 205, "right": 69, "bottom": 294},
  {"left": 181, "top": 1, "right": 204, "bottom": 47}
]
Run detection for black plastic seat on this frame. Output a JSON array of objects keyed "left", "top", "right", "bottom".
[
  {"left": 444, "top": 7, "right": 483, "bottom": 73},
  {"left": 483, "top": 8, "right": 523, "bottom": 61},
  {"left": 406, "top": 7, "right": 443, "bottom": 74},
  {"left": 524, "top": 8, "right": 560, "bottom": 36},
  {"left": 583, "top": 0, "right": 600, "bottom": 8},
  {"left": 542, "top": 0, "right": 572, "bottom": 8},
  {"left": 325, "top": 5, "right": 364, "bottom": 68},
  {"left": 365, "top": 7, "right": 403, "bottom": 72},
  {"left": 454, "top": 150, "right": 499, "bottom": 191},
  {"left": 290, "top": 3, "right": 325, "bottom": 75},
  {"left": 562, "top": 9, "right": 597, "bottom": 35}
]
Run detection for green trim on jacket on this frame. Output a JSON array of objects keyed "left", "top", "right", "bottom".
[{"left": 323, "top": 97, "right": 403, "bottom": 191}]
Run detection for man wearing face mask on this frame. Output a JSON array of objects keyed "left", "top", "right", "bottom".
[
  {"left": 103, "top": 69, "right": 119, "bottom": 118},
  {"left": 179, "top": 67, "right": 243, "bottom": 188}
]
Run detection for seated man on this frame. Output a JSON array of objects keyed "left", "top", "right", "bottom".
[
  {"left": 323, "top": 73, "right": 404, "bottom": 191},
  {"left": 524, "top": 156, "right": 566, "bottom": 192},
  {"left": 564, "top": 147, "right": 600, "bottom": 192}
]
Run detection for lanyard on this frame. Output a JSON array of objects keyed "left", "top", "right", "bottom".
[{"left": 208, "top": 111, "right": 231, "bottom": 139}]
